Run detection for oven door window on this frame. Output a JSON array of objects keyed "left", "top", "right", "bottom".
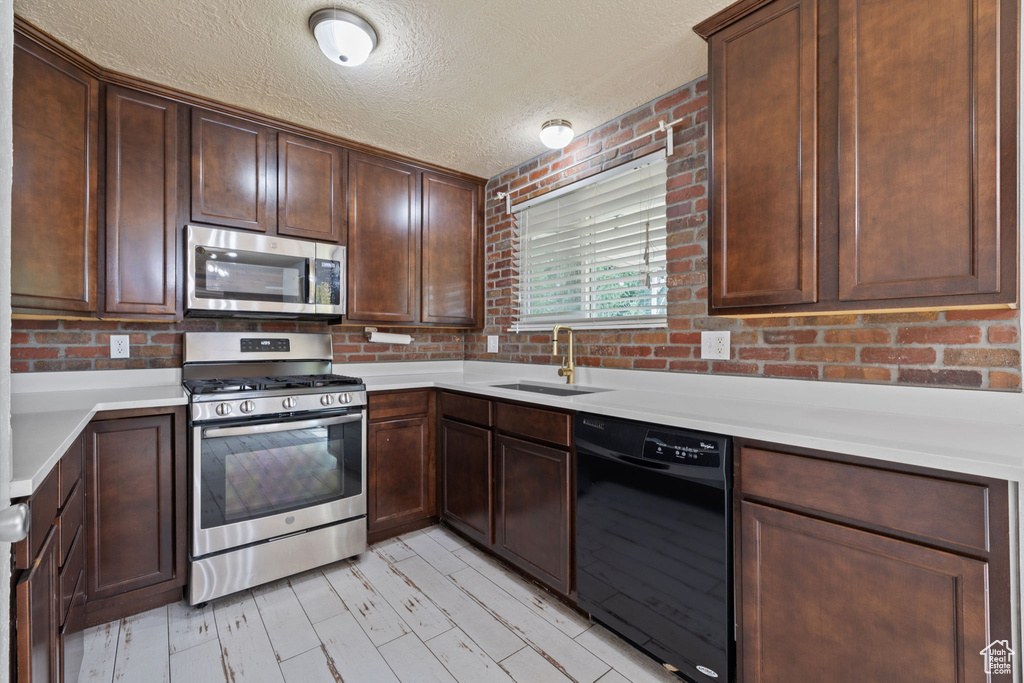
[
  {"left": 199, "top": 413, "right": 362, "bottom": 529},
  {"left": 194, "top": 246, "right": 310, "bottom": 304}
]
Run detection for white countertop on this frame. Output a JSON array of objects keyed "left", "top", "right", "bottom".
[
  {"left": 11, "top": 360, "right": 1024, "bottom": 497},
  {"left": 11, "top": 369, "right": 187, "bottom": 498},
  {"left": 341, "top": 360, "right": 1024, "bottom": 484}
]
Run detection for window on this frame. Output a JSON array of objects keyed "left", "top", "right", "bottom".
[{"left": 510, "top": 153, "right": 668, "bottom": 332}]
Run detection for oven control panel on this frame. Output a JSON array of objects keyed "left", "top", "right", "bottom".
[
  {"left": 192, "top": 390, "right": 367, "bottom": 422},
  {"left": 240, "top": 338, "right": 291, "bottom": 353}
]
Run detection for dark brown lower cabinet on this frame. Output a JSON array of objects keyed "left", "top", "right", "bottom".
[
  {"left": 737, "top": 442, "right": 1011, "bottom": 683},
  {"left": 367, "top": 391, "right": 437, "bottom": 541},
  {"left": 84, "top": 407, "right": 186, "bottom": 626},
  {"left": 14, "top": 438, "right": 86, "bottom": 683},
  {"left": 437, "top": 392, "right": 574, "bottom": 598},
  {"left": 495, "top": 435, "right": 572, "bottom": 595},
  {"left": 742, "top": 502, "right": 990, "bottom": 683},
  {"left": 368, "top": 417, "right": 432, "bottom": 532},
  {"left": 440, "top": 418, "right": 493, "bottom": 545},
  {"left": 17, "top": 528, "right": 59, "bottom": 683}
]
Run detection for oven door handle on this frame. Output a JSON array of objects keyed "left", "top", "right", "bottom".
[{"left": 202, "top": 413, "right": 363, "bottom": 438}]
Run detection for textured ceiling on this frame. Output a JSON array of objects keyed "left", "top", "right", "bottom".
[{"left": 14, "top": 0, "right": 733, "bottom": 178}]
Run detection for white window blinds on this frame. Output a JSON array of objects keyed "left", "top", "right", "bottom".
[{"left": 510, "top": 153, "right": 668, "bottom": 332}]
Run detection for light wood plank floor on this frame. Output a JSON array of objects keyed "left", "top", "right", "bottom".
[{"left": 79, "top": 524, "right": 680, "bottom": 683}]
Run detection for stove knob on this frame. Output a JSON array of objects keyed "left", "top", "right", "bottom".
[
  {"left": 339, "top": 393, "right": 352, "bottom": 404},
  {"left": 240, "top": 400, "right": 256, "bottom": 414},
  {"left": 283, "top": 397, "right": 298, "bottom": 410},
  {"left": 215, "top": 402, "right": 233, "bottom": 417},
  {"left": 320, "top": 394, "right": 335, "bottom": 406}
]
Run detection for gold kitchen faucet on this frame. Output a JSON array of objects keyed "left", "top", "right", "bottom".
[{"left": 552, "top": 325, "right": 575, "bottom": 384}]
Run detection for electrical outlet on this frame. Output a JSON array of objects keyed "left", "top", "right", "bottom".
[
  {"left": 487, "top": 335, "right": 499, "bottom": 353},
  {"left": 701, "top": 331, "right": 731, "bottom": 360},
  {"left": 110, "top": 335, "right": 130, "bottom": 359}
]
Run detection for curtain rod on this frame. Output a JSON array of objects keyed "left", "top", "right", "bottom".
[{"left": 495, "top": 114, "right": 691, "bottom": 215}]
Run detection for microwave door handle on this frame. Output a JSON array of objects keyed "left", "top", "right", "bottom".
[
  {"left": 308, "top": 261, "right": 317, "bottom": 305},
  {"left": 203, "top": 413, "right": 363, "bottom": 439}
]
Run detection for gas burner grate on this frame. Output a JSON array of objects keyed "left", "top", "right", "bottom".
[
  {"left": 185, "top": 373, "right": 364, "bottom": 395},
  {"left": 184, "top": 378, "right": 262, "bottom": 395}
]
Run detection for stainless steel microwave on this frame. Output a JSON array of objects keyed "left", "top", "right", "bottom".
[{"left": 186, "top": 225, "right": 345, "bottom": 319}]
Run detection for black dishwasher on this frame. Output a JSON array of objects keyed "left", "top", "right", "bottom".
[{"left": 576, "top": 413, "right": 732, "bottom": 683}]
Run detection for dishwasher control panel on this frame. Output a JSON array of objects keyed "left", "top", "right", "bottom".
[{"left": 643, "top": 430, "right": 722, "bottom": 468}]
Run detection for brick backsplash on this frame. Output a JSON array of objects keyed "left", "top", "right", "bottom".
[
  {"left": 10, "top": 319, "right": 464, "bottom": 372},
  {"left": 466, "top": 76, "right": 1023, "bottom": 392},
  {"left": 10, "top": 75, "right": 1022, "bottom": 391}
]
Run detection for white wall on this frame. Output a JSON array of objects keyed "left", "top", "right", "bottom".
[{"left": 0, "top": 0, "right": 13, "bottom": 678}]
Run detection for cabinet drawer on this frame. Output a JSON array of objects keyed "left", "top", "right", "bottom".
[
  {"left": 15, "top": 464, "right": 60, "bottom": 570},
  {"left": 369, "top": 390, "right": 430, "bottom": 421},
  {"left": 58, "top": 481, "right": 83, "bottom": 566},
  {"left": 495, "top": 402, "right": 571, "bottom": 448},
  {"left": 59, "top": 527, "right": 84, "bottom": 625},
  {"left": 59, "top": 436, "right": 83, "bottom": 505},
  {"left": 740, "top": 447, "right": 992, "bottom": 553},
  {"left": 440, "top": 392, "right": 492, "bottom": 427}
]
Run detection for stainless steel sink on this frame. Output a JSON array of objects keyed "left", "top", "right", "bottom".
[{"left": 493, "top": 382, "right": 611, "bottom": 397}]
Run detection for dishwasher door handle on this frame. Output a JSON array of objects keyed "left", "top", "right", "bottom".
[{"left": 616, "top": 454, "right": 670, "bottom": 471}]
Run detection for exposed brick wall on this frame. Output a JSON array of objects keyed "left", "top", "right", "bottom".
[
  {"left": 11, "top": 319, "right": 464, "bottom": 372},
  {"left": 466, "top": 76, "right": 1023, "bottom": 391}
]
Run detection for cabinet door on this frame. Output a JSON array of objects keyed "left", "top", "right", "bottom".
[
  {"left": 421, "top": 173, "right": 481, "bottom": 325},
  {"left": 85, "top": 414, "right": 181, "bottom": 606},
  {"left": 495, "top": 435, "right": 571, "bottom": 594},
  {"left": 740, "top": 502, "right": 990, "bottom": 683},
  {"left": 17, "top": 527, "right": 59, "bottom": 683},
  {"left": 837, "top": 0, "right": 1009, "bottom": 302},
  {"left": 368, "top": 416, "right": 434, "bottom": 533},
  {"left": 277, "top": 133, "right": 346, "bottom": 243},
  {"left": 347, "top": 152, "right": 419, "bottom": 322},
  {"left": 191, "top": 109, "right": 275, "bottom": 232},
  {"left": 104, "top": 86, "right": 180, "bottom": 317},
  {"left": 708, "top": 0, "right": 818, "bottom": 310},
  {"left": 12, "top": 34, "right": 99, "bottom": 313},
  {"left": 440, "top": 419, "right": 492, "bottom": 545}
]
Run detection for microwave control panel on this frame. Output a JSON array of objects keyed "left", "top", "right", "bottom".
[{"left": 240, "top": 338, "right": 291, "bottom": 353}]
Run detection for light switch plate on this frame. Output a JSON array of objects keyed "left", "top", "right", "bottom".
[
  {"left": 110, "top": 335, "right": 130, "bottom": 359},
  {"left": 701, "top": 331, "right": 731, "bottom": 360},
  {"left": 487, "top": 335, "right": 499, "bottom": 353}
]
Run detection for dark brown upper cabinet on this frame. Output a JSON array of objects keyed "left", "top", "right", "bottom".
[
  {"left": 836, "top": 0, "right": 1007, "bottom": 302},
  {"left": 346, "top": 153, "right": 484, "bottom": 327},
  {"left": 707, "top": 0, "right": 818, "bottom": 310},
  {"left": 277, "top": 133, "right": 346, "bottom": 243},
  {"left": 10, "top": 22, "right": 484, "bottom": 325},
  {"left": 12, "top": 33, "right": 99, "bottom": 314},
  {"left": 421, "top": 172, "right": 482, "bottom": 325},
  {"left": 696, "top": 0, "right": 1018, "bottom": 316},
  {"left": 347, "top": 151, "right": 420, "bottom": 323},
  {"left": 103, "top": 86, "right": 181, "bottom": 318},
  {"left": 191, "top": 109, "right": 276, "bottom": 233}
]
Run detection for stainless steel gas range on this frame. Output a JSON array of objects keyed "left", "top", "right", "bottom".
[{"left": 182, "top": 332, "right": 367, "bottom": 605}]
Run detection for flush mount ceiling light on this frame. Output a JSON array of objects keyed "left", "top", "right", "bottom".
[
  {"left": 309, "top": 8, "right": 378, "bottom": 67},
  {"left": 540, "top": 119, "right": 574, "bottom": 149}
]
